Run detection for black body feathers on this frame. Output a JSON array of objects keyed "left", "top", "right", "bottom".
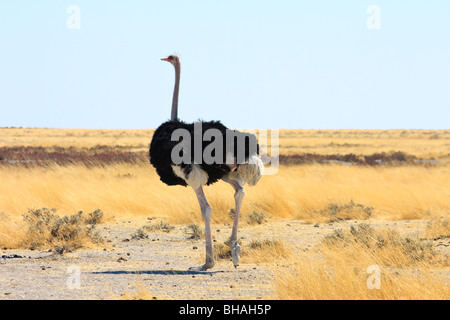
[{"left": 149, "top": 120, "right": 258, "bottom": 187}]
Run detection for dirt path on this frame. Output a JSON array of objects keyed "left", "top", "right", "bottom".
[{"left": 0, "top": 218, "right": 441, "bottom": 300}]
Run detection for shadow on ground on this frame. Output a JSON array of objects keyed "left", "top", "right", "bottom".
[{"left": 91, "top": 269, "right": 228, "bottom": 276}]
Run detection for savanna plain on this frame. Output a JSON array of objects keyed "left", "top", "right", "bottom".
[{"left": 0, "top": 128, "right": 449, "bottom": 299}]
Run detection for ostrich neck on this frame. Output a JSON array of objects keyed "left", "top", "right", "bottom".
[{"left": 171, "top": 64, "right": 180, "bottom": 121}]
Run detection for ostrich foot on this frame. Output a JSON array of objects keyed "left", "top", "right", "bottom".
[
  {"left": 189, "top": 260, "right": 215, "bottom": 272},
  {"left": 231, "top": 240, "right": 241, "bottom": 268}
]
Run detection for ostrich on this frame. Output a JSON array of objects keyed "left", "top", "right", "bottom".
[{"left": 149, "top": 54, "right": 263, "bottom": 271}]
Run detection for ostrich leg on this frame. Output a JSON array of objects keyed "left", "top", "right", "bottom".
[
  {"left": 189, "top": 187, "right": 215, "bottom": 271},
  {"left": 223, "top": 177, "right": 244, "bottom": 268}
]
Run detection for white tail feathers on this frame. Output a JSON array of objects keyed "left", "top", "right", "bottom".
[
  {"left": 171, "top": 164, "right": 208, "bottom": 190},
  {"left": 172, "top": 154, "right": 264, "bottom": 189},
  {"left": 232, "top": 154, "right": 264, "bottom": 186}
]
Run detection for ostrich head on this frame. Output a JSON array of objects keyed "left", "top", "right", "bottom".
[{"left": 161, "top": 54, "right": 180, "bottom": 67}]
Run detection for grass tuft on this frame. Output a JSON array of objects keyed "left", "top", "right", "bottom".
[
  {"left": 308, "top": 200, "right": 373, "bottom": 223},
  {"left": 21, "top": 208, "right": 104, "bottom": 252},
  {"left": 274, "top": 224, "right": 448, "bottom": 299},
  {"left": 144, "top": 221, "right": 175, "bottom": 233},
  {"left": 185, "top": 224, "right": 204, "bottom": 240},
  {"left": 322, "top": 223, "right": 438, "bottom": 267}
]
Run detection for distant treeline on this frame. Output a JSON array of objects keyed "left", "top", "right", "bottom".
[
  {"left": 0, "top": 146, "right": 437, "bottom": 167},
  {"left": 279, "top": 151, "right": 420, "bottom": 166},
  {"left": 0, "top": 146, "right": 147, "bottom": 167}
]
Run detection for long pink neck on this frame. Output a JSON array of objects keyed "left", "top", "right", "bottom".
[{"left": 171, "top": 63, "right": 180, "bottom": 121}]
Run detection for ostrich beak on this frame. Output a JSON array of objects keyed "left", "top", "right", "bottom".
[{"left": 161, "top": 57, "right": 170, "bottom": 62}]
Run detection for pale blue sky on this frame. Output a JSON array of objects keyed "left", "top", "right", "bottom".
[{"left": 0, "top": 1, "right": 449, "bottom": 129}]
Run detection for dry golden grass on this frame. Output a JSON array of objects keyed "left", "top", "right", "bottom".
[
  {"left": 0, "top": 128, "right": 448, "bottom": 300},
  {"left": 274, "top": 224, "right": 449, "bottom": 300},
  {"left": 243, "top": 239, "right": 291, "bottom": 264},
  {"left": 322, "top": 224, "right": 446, "bottom": 267},
  {"left": 0, "top": 211, "right": 24, "bottom": 248},
  {"left": 425, "top": 217, "right": 450, "bottom": 239},
  {"left": 212, "top": 238, "right": 291, "bottom": 264},
  {"left": 1, "top": 163, "right": 449, "bottom": 232},
  {"left": 275, "top": 250, "right": 448, "bottom": 300}
]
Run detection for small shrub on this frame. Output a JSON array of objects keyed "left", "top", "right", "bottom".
[
  {"left": 429, "top": 134, "right": 440, "bottom": 140},
  {"left": 186, "top": 224, "right": 204, "bottom": 240},
  {"left": 22, "top": 208, "right": 104, "bottom": 252},
  {"left": 228, "top": 209, "right": 267, "bottom": 225},
  {"left": 323, "top": 229, "right": 346, "bottom": 245},
  {"left": 309, "top": 200, "right": 373, "bottom": 223},
  {"left": 248, "top": 239, "right": 281, "bottom": 250},
  {"left": 247, "top": 211, "right": 266, "bottom": 225},
  {"left": 213, "top": 242, "right": 232, "bottom": 260},
  {"left": 228, "top": 208, "right": 236, "bottom": 220},
  {"left": 85, "top": 209, "right": 103, "bottom": 225},
  {"left": 144, "top": 221, "right": 175, "bottom": 233},
  {"left": 131, "top": 227, "right": 149, "bottom": 240}
]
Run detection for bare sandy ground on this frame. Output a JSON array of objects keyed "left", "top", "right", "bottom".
[{"left": 0, "top": 218, "right": 446, "bottom": 300}]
